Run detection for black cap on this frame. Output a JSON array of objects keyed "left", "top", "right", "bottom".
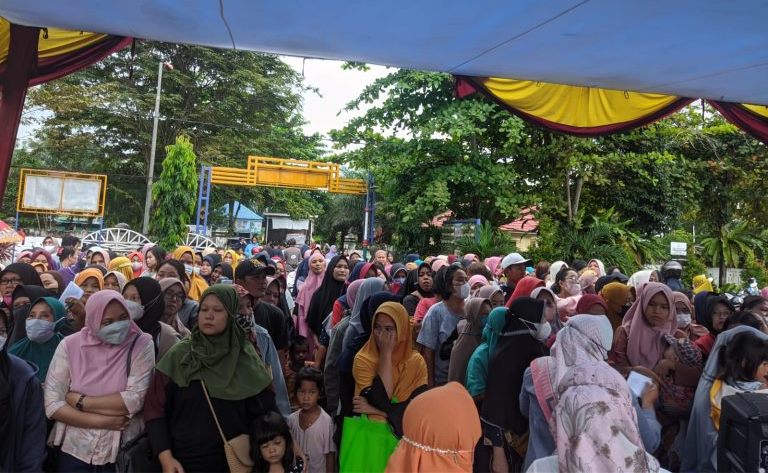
[{"left": 235, "top": 259, "right": 275, "bottom": 281}]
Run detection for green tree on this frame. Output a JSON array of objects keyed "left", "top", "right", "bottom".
[
  {"left": 150, "top": 136, "right": 198, "bottom": 248},
  {"left": 17, "top": 41, "right": 324, "bottom": 229},
  {"left": 455, "top": 222, "right": 517, "bottom": 260},
  {"left": 700, "top": 220, "right": 766, "bottom": 287}
]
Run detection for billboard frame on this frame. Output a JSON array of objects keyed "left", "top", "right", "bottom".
[{"left": 16, "top": 168, "right": 108, "bottom": 217}]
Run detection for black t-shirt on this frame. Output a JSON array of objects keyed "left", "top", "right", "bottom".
[{"left": 253, "top": 301, "right": 289, "bottom": 350}]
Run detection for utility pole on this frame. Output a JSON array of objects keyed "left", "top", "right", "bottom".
[{"left": 142, "top": 61, "right": 172, "bottom": 234}]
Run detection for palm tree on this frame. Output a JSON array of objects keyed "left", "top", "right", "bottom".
[{"left": 701, "top": 221, "right": 766, "bottom": 287}]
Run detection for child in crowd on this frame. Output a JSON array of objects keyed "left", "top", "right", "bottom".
[
  {"left": 252, "top": 412, "right": 305, "bottom": 473},
  {"left": 285, "top": 336, "right": 310, "bottom": 410},
  {"left": 710, "top": 331, "right": 768, "bottom": 431},
  {"left": 286, "top": 367, "right": 336, "bottom": 473}
]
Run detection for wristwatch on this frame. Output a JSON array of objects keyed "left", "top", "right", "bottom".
[{"left": 76, "top": 394, "right": 86, "bottom": 411}]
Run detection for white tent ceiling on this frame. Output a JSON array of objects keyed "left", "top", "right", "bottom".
[{"left": 2, "top": 0, "right": 767, "bottom": 104}]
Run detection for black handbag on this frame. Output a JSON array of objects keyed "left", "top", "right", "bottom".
[
  {"left": 116, "top": 335, "right": 162, "bottom": 472},
  {"left": 116, "top": 433, "right": 161, "bottom": 472},
  {"left": 439, "top": 328, "right": 459, "bottom": 361}
]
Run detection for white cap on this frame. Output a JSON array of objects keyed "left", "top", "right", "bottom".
[{"left": 501, "top": 252, "right": 532, "bottom": 270}]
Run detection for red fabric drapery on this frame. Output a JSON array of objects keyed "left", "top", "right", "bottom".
[
  {"left": 707, "top": 101, "right": 768, "bottom": 144},
  {"left": 455, "top": 76, "right": 694, "bottom": 137},
  {"left": 0, "top": 25, "right": 130, "bottom": 202}
]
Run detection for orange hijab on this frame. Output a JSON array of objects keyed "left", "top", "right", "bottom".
[
  {"left": 353, "top": 302, "right": 427, "bottom": 403},
  {"left": 74, "top": 268, "right": 105, "bottom": 290},
  {"left": 385, "top": 382, "right": 480, "bottom": 472},
  {"left": 172, "top": 246, "right": 208, "bottom": 302}
]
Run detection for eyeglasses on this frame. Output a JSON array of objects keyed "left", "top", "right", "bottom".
[
  {"left": 164, "top": 292, "right": 185, "bottom": 302},
  {"left": 0, "top": 278, "right": 22, "bottom": 286}
]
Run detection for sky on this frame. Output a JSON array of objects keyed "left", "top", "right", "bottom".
[
  {"left": 18, "top": 56, "right": 392, "bottom": 145},
  {"left": 280, "top": 57, "right": 391, "bottom": 138}
]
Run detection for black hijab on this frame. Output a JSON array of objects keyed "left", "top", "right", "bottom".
[
  {"left": 0, "top": 308, "right": 11, "bottom": 466},
  {"left": 398, "top": 262, "right": 433, "bottom": 298},
  {"left": 202, "top": 254, "right": 221, "bottom": 284},
  {"left": 482, "top": 297, "right": 549, "bottom": 437},
  {"left": 124, "top": 278, "right": 165, "bottom": 336},
  {"left": 1, "top": 263, "right": 42, "bottom": 304},
  {"left": 8, "top": 285, "right": 50, "bottom": 347},
  {"left": 215, "top": 263, "right": 234, "bottom": 281},
  {"left": 306, "top": 255, "right": 349, "bottom": 337}
]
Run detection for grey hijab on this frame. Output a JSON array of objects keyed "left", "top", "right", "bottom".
[
  {"left": 347, "top": 278, "right": 386, "bottom": 333},
  {"left": 681, "top": 325, "right": 768, "bottom": 473}
]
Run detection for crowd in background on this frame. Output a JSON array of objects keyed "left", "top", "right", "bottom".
[{"left": 2, "top": 235, "right": 768, "bottom": 472}]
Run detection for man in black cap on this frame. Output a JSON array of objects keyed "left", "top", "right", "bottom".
[{"left": 235, "top": 259, "right": 289, "bottom": 363}]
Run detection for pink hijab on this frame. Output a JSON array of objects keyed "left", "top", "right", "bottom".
[
  {"left": 295, "top": 250, "right": 326, "bottom": 337},
  {"left": 484, "top": 256, "right": 502, "bottom": 276},
  {"left": 345, "top": 279, "right": 366, "bottom": 309},
  {"left": 62, "top": 291, "right": 151, "bottom": 396},
  {"left": 621, "top": 282, "right": 675, "bottom": 369}
]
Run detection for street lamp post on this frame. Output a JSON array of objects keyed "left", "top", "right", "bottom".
[{"left": 142, "top": 61, "right": 172, "bottom": 234}]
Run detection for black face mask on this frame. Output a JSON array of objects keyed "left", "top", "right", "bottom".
[
  {"left": 620, "top": 303, "right": 632, "bottom": 317},
  {"left": 12, "top": 303, "right": 30, "bottom": 323}
]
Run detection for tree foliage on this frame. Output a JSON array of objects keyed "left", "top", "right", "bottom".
[
  {"left": 150, "top": 136, "right": 198, "bottom": 248},
  {"left": 15, "top": 41, "right": 325, "bottom": 229}
]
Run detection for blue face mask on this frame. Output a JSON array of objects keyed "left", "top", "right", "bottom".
[
  {"left": 96, "top": 320, "right": 131, "bottom": 345},
  {"left": 26, "top": 319, "right": 56, "bottom": 344}
]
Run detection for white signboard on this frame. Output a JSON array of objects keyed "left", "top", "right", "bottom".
[
  {"left": 670, "top": 241, "right": 688, "bottom": 256},
  {"left": 18, "top": 169, "right": 107, "bottom": 217}
]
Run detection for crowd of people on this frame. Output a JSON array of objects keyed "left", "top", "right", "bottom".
[{"left": 2, "top": 236, "right": 768, "bottom": 473}]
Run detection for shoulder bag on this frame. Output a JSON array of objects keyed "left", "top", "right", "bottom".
[{"left": 201, "top": 380, "right": 254, "bottom": 473}]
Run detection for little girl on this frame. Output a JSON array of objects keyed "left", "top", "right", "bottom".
[
  {"left": 252, "top": 412, "right": 304, "bottom": 473},
  {"left": 286, "top": 367, "right": 336, "bottom": 473},
  {"left": 710, "top": 331, "right": 768, "bottom": 430}
]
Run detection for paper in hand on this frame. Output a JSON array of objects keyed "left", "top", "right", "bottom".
[
  {"left": 627, "top": 370, "right": 652, "bottom": 398},
  {"left": 59, "top": 281, "right": 84, "bottom": 305}
]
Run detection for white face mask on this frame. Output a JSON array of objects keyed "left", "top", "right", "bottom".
[
  {"left": 676, "top": 312, "right": 692, "bottom": 328},
  {"left": 124, "top": 300, "right": 145, "bottom": 321},
  {"left": 455, "top": 282, "right": 470, "bottom": 300},
  {"left": 567, "top": 282, "right": 582, "bottom": 297},
  {"left": 26, "top": 319, "right": 56, "bottom": 344},
  {"left": 131, "top": 262, "right": 143, "bottom": 271},
  {"left": 521, "top": 318, "right": 552, "bottom": 341},
  {"left": 43, "top": 245, "right": 56, "bottom": 253}
]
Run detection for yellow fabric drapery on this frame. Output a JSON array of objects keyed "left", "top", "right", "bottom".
[
  {"left": 476, "top": 77, "right": 684, "bottom": 128},
  {"left": 743, "top": 103, "right": 768, "bottom": 119},
  {"left": 0, "top": 17, "right": 107, "bottom": 64}
]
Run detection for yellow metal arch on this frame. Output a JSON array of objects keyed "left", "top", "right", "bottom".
[{"left": 210, "top": 156, "right": 366, "bottom": 195}]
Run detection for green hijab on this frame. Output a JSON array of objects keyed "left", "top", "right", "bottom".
[
  {"left": 156, "top": 284, "right": 272, "bottom": 400},
  {"left": 465, "top": 306, "right": 507, "bottom": 397},
  {"left": 9, "top": 297, "right": 66, "bottom": 383}
]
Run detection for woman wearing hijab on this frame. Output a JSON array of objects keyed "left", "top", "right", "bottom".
[
  {"left": 88, "top": 248, "right": 111, "bottom": 268},
  {"left": 306, "top": 255, "right": 349, "bottom": 366},
  {"left": 400, "top": 262, "right": 434, "bottom": 317},
  {"left": 586, "top": 258, "right": 606, "bottom": 277},
  {"left": 0, "top": 308, "right": 47, "bottom": 472},
  {"left": 505, "top": 276, "right": 545, "bottom": 307},
  {"left": 601, "top": 281, "right": 633, "bottom": 331},
  {"left": 628, "top": 269, "right": 654, "bottom": 290},
  {"left": 127, "top": 251, "right": 146, "bottom": 278},
  {"left": 574, "top": 293, "right": 608, "bottom": 315},
  {"left": 682, "top": 325, "right": 768, "bottom": 472},
  {"left": 389, "top": 263, "right": 408, "bottom": 294},
  {"left": 107, "top": 256, "right": 134, "bottom": 283},
  {"left": 199, "top": 253, "right": 221, "bottom": 284},
  {"left": 610, "top": 282, "right": 676, "bottom": 374},
  {"left": 521, "top": 314, "right": 615, "bottom": 470},
  {"left": 693, "top": 294, "right": 735, "bottom": 357},
  {"left": 210, "top": 262, "right": 234, "bottom": 285},
  {"left": 9, "top": 297, "right": 67, "bottom": 382},
  {"left": 158, "top": 278, "right": 194, "bottom": 336},
  {"left": 32, "top": 248, "right": 58, "bottom": 271},
  {"left": 528, "top": 327, "right": 663, "bottom": 473},
  {"left": 465, "top": 307, "right": 506, "bottom": 401},
  {"left": 40, "top": 270, "right": 65, "bottom": 297},
  {"left": 74, "top": 268, "right": 104, "bottom": 305},
  {"left": 480, "top": 297, "right": 549, "bottom": 472},
  {"left": 103, "top": 270, "right": 128, "bottom": 292},
  {"left": 385, "top": 382, "right": 480, "bottom": 473},
  {"left": 122, "top": 277, "right": 180, "bottom": 359},
  {"left": 477, "top": 285, "right": 505, "bottom": 309},
  {"left": 171, "top": 246, "right": 209, "bottom": 302},
  {"left": 484, "top": 256, "right": 502, "bottom": 280},
  {"left": 351, "top": 302, "right": 428, "bottom": 442},
  {"left": 44, "top": 291, "right": 155, "bottom": 471},
  {"left": 546, "top": 261, "right": 568, "bottom": 287},
  {"left": 531, "top": 286, "right": 564, "bottom": 345},
  {"left": 222, "top": 248, "right": 240, "bottom": 267},
  {"left": 295, "top": 250, "right": 326, "bottom": 353},
  {"left": 672, "top": 291, "right": 708, "bottom": 342},
  {"left": 143, "top": 285, "right": 277, "bottom": 472},
  {"left": 448, "top": 297, "right": 491, "bottom": 384},
  {"left": 1, "top": 262, "right": 42, "bottom": 309},
  {"left": 9, "top": 285, "right": 54, "bottom": 346}
]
